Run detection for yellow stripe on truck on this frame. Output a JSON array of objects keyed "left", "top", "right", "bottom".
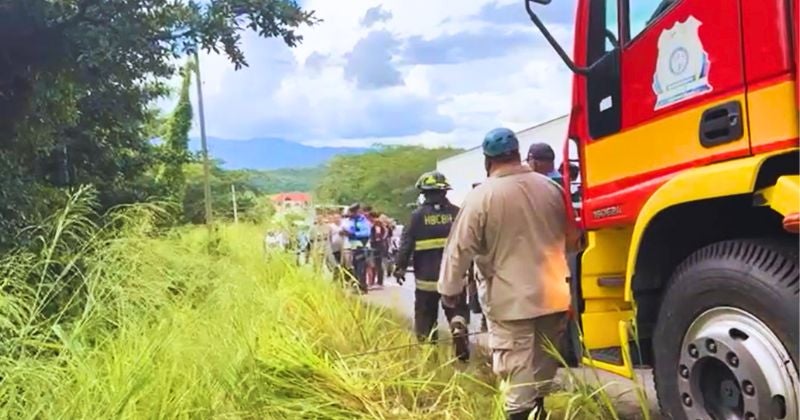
[
  {"left": 415, "top": 238, "right": 447, "bottom": 251},
  {"left": 584, "top": 92, "right": 751, "bottom": 186},
  {"left": 747, "top": 80, "right": 799, "bottom": 151}
]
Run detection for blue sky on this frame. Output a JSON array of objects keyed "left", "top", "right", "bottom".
[{"left": 184, "top": 0, "right": 576, "bottom": 148}]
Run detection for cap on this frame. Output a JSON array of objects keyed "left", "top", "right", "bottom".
[{"left": 527, "top": 143, "right": 556, "bottom": 162}]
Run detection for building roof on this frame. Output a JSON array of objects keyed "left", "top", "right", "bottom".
[
  {"left": 436, "top": 114, "right": 569, "bottom": 165},
  {"left": 271, "top": 192, "right": 311, "bottom": 203}
]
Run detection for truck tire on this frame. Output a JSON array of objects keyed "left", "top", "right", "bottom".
[{"left": 653, "top": 238, "right": 799, "bottom": 420}]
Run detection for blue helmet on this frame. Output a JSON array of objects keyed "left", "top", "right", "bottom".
[{"left": 482, "top": 127, "right": 519, "bottom": 157}]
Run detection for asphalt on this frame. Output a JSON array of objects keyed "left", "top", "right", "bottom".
[{"left": 362, "top": 274, "right": 660, "bottom": 419}]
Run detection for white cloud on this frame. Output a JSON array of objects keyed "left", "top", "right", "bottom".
[{"left": 178, "top": 0, "right": 576, "bottom": 151}]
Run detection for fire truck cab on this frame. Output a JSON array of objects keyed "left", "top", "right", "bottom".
[{"left": 526, "top": 0, "right": 798, "bottom": 418}]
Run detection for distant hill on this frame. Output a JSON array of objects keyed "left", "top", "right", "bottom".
[
  {"left": 243, "top": 167, "right": 324, "bottom": 194},
  {"left": 189, "top": 137, "right": 367, "bottom": 170}
]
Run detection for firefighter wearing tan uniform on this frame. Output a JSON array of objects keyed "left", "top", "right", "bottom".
[{"left": 438, "top": 127, "right": 580, "bottom": 420}]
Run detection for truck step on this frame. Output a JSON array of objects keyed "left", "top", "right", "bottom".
[{"left": 589, "top": 346, "right": 622, "bottom": 365}]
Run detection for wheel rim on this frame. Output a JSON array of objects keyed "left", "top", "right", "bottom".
[{"left": 678, "top": 307, "right": 798, "bottom": 420}]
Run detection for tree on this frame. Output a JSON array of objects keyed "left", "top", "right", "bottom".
[
  {"left": 158, "top": 60, "right": 195, "bottom": 202},
  {"left": 0, "top": 0, "right": 317, "bottom": 246},
  {"left": 315, "top": 145, "right": 462, "bottom": 222},
  {"left": 182, "top": 162, "right": 274, "bottom": 224}
]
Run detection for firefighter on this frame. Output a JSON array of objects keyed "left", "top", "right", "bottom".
[
  {"left": 438, "top": 127, "right": 581, "bottom": 420},
  {"left": 394, "top": 171, "right": 470, "bottom": 362}
]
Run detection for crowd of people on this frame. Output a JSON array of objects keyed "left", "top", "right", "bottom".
[{"left": 316, "top": 205, "right": 400, "bottom": 294}]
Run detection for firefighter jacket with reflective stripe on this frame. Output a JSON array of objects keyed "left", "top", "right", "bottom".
[{"left": 397, "top": 196, "right": 459, "bottom": 291}]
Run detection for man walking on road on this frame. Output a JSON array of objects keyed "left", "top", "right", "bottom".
[
  {"left": 439, "top": 127, "right": 581, "bottom": 420},
  {"left": 394, "top": 171, "right": 470, "bottom": 362}
]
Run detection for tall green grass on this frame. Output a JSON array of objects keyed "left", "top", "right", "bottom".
[
  {"left": 0, "top": 188, "right": 502, "bottom": 419},
  {"left": 0, "top": 187, "right": 656, "bottom": 419}
]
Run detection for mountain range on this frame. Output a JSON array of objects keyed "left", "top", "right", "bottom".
[{"left": 189, "top": 137, "right": 367, "bottom": 170}]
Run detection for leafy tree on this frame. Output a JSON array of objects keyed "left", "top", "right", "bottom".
[
  {"left": 158, "top": 60, "right": 195, "bottom": 202},
  {"left": 315, "top": 145, "right": 462, "bottom": 222},
  {"left": 0, "top": 0, "right": 316, "bottom": 245},
  {"left": 183, "top": 162, "right": 274, "bottom": 224},
  {"left": 243, "top": 167, "right": 324, "bottom": 194}
]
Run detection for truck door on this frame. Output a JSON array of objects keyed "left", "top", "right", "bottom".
[
  {"left": 575, "top": 0, "right": 751, "bottom": 376},
  {"left": 610, "top": 0, "right": 750, "bottom": 178},
  {"left": 583, "top": 0, "right": 751, "bottom": 223}
]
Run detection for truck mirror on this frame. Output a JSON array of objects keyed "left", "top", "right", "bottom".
[{"left": 525, "top": 0, "right": 588, "bottom": 75}]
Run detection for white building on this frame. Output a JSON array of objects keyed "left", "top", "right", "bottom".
[{"left": 437, "top": 115, "right": 569, "bottom": 206}]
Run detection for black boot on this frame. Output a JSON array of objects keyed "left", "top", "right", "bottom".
[
  {"left": 450, "top": 317, "right": 470, "bottom": 362},
  {"left": 507, "top": 398, "right": 546, "bottom": 420},
  {"left": 531, "top": 398, "right": 547, "bottom": 420}
]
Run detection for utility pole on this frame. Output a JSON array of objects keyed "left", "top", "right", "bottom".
[
  {"left": 231, "top": 184, "right": 239, "bottom": 223},
  {"left": 194, "top": 51, "right": 213, "bottom": 231}
]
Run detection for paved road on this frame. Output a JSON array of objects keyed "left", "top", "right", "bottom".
[{"left": 363, "top": 274, "right": 659, "bottom": 419}]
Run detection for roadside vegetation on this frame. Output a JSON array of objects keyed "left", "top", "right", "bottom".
[
  {"left": 0, "top": 187, "right": 660, "bottom": 419},
  {"left": 0, "top": 188, "right": 501, "bottom": 419}
]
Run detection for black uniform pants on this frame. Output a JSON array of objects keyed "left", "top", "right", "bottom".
[
  {"left": 373, "top": 251, "right": 384, "bottom": 286},
  {"left": 351, "top": 247, "right": 368, "bottom": 292},
  {"left": 414, "top": 289, "right": 469, "bottom": 342}
]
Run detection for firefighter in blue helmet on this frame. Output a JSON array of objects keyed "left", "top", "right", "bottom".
[{"left": 394, "top": 170, "right": 470, "bottom": 361}]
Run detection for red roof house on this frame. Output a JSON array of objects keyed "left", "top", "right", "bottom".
[{"left": 271, "top": 192, "right": 311, "bottom": 208}]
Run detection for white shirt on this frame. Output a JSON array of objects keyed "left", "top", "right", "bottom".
[{"left": 329, "top": 222, "right": 344, "bottom": 252}]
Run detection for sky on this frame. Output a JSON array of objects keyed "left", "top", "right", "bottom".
[{"left": 181, "top": 0, "right": 577, "bottom": 149}]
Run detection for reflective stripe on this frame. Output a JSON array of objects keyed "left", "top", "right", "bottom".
[
  {"left": 415, "top": 237, "right": 447, "bottom": 251},
  {"left": 415, "top": 279, "right": 439, "bottom": 292}
]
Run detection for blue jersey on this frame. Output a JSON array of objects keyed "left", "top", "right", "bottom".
[{"left": 546, "top": 170, "right": 564, "bottom": 186}]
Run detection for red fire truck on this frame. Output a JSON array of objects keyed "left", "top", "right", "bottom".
[{"left": 525, "top": 0, "right": 798, "bottom": 418}]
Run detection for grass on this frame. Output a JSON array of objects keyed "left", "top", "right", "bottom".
[
  {"left": 542, "top": 324, "right": 654, "bottom": 420},
  {"left": 0, "top": 187, "right": 654, "bottom": 419},
  {"left": 0, "top": 188, "right": 502, "bottom": 419}
]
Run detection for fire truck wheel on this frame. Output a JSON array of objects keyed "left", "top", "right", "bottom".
[{"left": 653, "top": 238, "right": 799, "bottom": 420}]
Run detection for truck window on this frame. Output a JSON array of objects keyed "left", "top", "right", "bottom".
[
  {"left": 628, "top": 0, "right": 677, "bottom": 41},
  {"left": 605, "top": 0, "right": 620, "bottom": 51},
  {"left": 585, "top": 0, "right": 622, "bottom": 139}
]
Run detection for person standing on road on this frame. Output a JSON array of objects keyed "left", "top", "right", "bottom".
[
  {"left": 327, "top": 212, "right": 347, "bottom": 284},
  {"left": 394, "top": 171, "right": 470, "bottom": 362},
  {"left": 345, "top": 203, "right": 372, "bottom": 294},
  {"left": 527, "top": 143, "right": 564, "bottom": 186},
  {"left": 439, "top": 127, "right": 581, "bottom": 420},
  {"left": 370, "top": 212, "right": 390, "bottom": 288}
]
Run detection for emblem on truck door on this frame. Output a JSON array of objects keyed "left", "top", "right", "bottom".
[{"left": 652, "top": 16, "right": 712, "bottom": 110}]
